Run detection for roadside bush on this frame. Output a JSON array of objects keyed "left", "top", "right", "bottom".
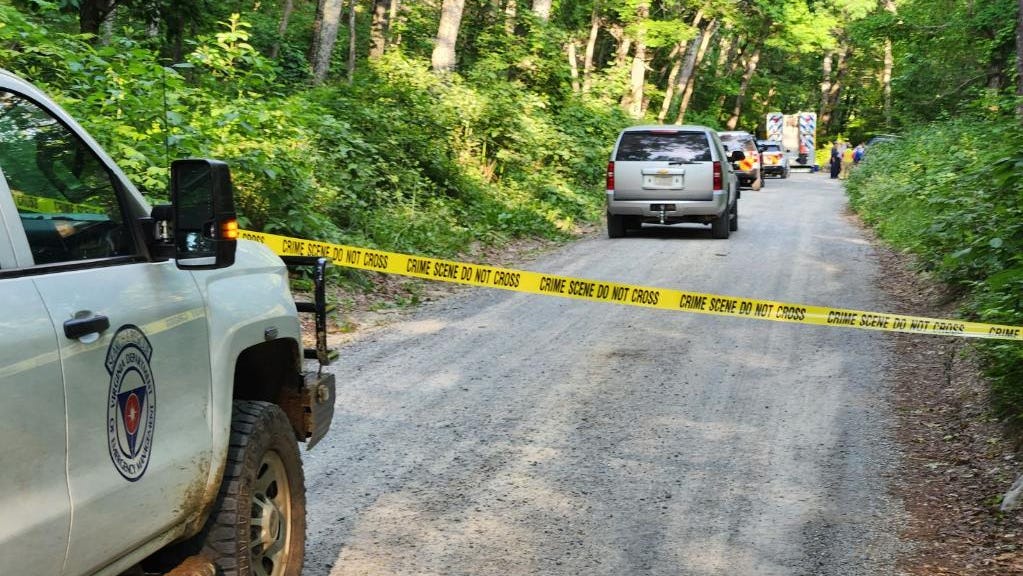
[{"left": 846, "top": 118, "right": 1023, "bottom": 423}]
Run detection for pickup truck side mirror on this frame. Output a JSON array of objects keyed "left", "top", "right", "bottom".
[
  {"left": 169, "top": 159, "right": 237, "bottom": 270},
  {"left": 728, "top": 150, "right": 746, "bottom": 162}
]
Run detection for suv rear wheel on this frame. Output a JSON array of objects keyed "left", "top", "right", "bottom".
[
  {"left": 203, "top": 401, "right": 305, "bottom": 576},
  {"left": 607, "top": 212, "right": 626, "bottom": 238},
  {"left": 729, "top": 201, "right": 738, "bottom": 232},
  {"left": 711, "top": 210, "right": 730, "bottom": 239}
]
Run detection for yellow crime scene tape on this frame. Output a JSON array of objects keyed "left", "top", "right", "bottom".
[
  {"left": 12, "top": 186, "right": 1015, "bottom": 341},
  {"left": 12, "top": 191, "right": 105, "bottom": 214},
  {"left": 239, "top": 230, "right": 1023, "bottom": 342}
]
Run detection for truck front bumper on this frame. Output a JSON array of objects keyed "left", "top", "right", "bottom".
[{"left": 281, "top": 370, "right": 336, "bottom": 450}]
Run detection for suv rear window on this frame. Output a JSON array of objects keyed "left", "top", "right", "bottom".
[
  {"left": 615, "top": 131, "right": 711, "bottom": 162},
  {"left": 720, "top": 133, "right": 756, "bottom": 152}
]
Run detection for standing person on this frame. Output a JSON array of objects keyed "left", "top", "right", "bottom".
[
  {"left": 853, "top": 143, "right": 866, "bottom": 165},
  {"left": 840, "top": 143, "right": 854, "bottom": 179},
  {"left": 829, "top": 142, "right": 841, "bottom": 179}
]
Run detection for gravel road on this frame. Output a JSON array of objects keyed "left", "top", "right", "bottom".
[{"left": 303, "top": 172, "right": 907, "bottom": 575}]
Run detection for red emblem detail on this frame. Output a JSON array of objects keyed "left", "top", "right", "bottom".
[{"left": 124, "top": 393, "right": 141, "bottom": 436}]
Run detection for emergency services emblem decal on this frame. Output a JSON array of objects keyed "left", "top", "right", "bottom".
[{"left": 105, "top": 325, "right": 156, "bottom": 482}]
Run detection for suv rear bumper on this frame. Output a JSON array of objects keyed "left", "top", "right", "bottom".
[{"left": 606, "top": 190, "right": 728, "bottom": 219}]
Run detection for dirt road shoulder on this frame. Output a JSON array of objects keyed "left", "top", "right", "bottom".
[{"left": 866, "top": 216, "right": 1023, "bottom": 575}]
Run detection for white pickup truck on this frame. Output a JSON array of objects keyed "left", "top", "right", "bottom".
[{"left": 0, "top": 69, "right": 335, "bottom": 576}]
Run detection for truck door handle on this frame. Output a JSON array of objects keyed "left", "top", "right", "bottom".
[{"left": 64, "top": 314, "right": 110, "bottom": 340}]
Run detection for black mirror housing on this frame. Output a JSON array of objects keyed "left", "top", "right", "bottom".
[{"left": 170, "top": 159, "right": 237, "bottom": 270}]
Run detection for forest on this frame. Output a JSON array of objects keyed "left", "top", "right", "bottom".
[{"left": 1, "top": 0, "right": 1022, "bottom": 419}]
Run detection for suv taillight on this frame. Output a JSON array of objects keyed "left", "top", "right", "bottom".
[
  {"left": 606, "top": 161, "right": 615, "bottom": 190},
  {"left": 713, "top": 161, "right": 723, "bottom": 190}
]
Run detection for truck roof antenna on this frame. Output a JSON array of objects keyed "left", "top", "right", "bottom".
[{"left": 160, "top": 58, "right": 170, "bottom": 190}]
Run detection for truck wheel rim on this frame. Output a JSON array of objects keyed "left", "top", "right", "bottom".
[{"left": 250, "top": 451, "right": 292, "bottom": 576}]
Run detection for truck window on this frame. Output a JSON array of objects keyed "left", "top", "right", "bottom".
[
  {"left": 615, "top": 131, "right": 712, "bottom": 162},
  {"left": 0, "top": 91, "right": 135, "bottom": 265}
]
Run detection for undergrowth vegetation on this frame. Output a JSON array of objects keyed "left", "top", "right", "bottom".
[
  {"left": 846, "top": 120, "right": 1023, "bottom": 423},
  {"left": 0, "top": 6, "right": 629, "bottom": 256}
]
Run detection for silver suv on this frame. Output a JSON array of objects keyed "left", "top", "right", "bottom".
[{"left": 606, "top": 125, "right": 742, "bottom": 239}]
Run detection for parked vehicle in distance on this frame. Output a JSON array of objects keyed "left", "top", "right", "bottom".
[
  {"left": 866, "top": 134, "right": 899, "bottom": 147},
  {"left": 757, "top": 140, "right": 790, "bottom": 178},
  {"left": 605, "top": 125, "right": 742, "bottom": 240},
  {"left": 718, "top": 130, "right": 762, "bottom": 188}
]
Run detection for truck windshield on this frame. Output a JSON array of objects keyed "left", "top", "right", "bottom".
[{"left": 615, "top": 131, "right": 711, "bottom": 163}]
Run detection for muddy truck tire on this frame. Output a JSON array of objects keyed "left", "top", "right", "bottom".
[{"left": 202, "top": 401, "right": 306, "bottom": 576}]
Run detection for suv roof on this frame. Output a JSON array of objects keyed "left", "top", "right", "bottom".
[
  {"left": 621, "top": 124, "right": 719, "bottom": 133},
  {"left": 719, "top": 131, "right": 757, "bottom": 152}
]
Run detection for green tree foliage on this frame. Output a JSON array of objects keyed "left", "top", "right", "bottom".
[{"left": 0, "top": 2, "right": 629, "bottom": 254}]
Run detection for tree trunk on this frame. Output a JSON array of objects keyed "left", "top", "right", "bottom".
[
  {"left": 882, "top": 0, "right": 897, "bottom": 127},
  {"left": 726, "top": 40, "right": 745, "bottom": 76},
  {"left": 99, "top": 1, "right": 116, "bottom": 45},
  {"left": 78, "top": 0, "right": 103, "bottom": 36},
  {"left": 567, "top": 40, "right": 581, "bottom": 93},
  {"left": 347, "top": 0, "right": 357, "bottom": 82},
  {"left": 311, "top": 0, "right": 344, "bottom": 84},
  {"left": 143, "top": 0, "right": 159, "bottom": 38},
  {"left": 675, "top": 19, "right": 717, "bottom": 124},
  {"left": 1018, "top": 0, "right": 1023, "bottom": 117},
  {"left": 657, "top": 44, "right": 687, "bottom": 122},
  {"left": 609, "top": 24, "right": 632, "bottom": 68},
  {"left": 657, "top": 9, "right": 703, "bottom": 123},
  {"left": 165, "top": 10, "right": 185, "bottom": 62},
  {"left": 826, "top": 45, "right": 851, "bottom": 133},
  {"left": 582, "top": 11, "right": 600, "bottom": 94},
  {"left": 269, "top": 0, "right": 295, "bottom": 59},
  {"left": 621, "top": 2, "right": 649, "bottom": 118},
  {"left": 504, "top": 0, "right": 517, "bottom": 34},
  {"left": 369, "top": 0, "right": 390, "bottom": 59},
  {"left": 819, "top": 51, "right": 833, "bottom": 124},
  {"left": 657, "top": 43, "right": 684, "bottom": 84},
  {"left": 882, "top": 38, "right": 893, "bottom": 127},
  {"left": 714, "top": 24, "right": 732, "bottom": 73},
  {"left": 432, "top": 0, "right": 466, "bottom": 73},
  {"left": 711, "top": 28, "right": 738, "bottom": 113},
  {"left": 79, "top": 0, "right": 119, "bottom": 40},
  {"left": 390, "top": 0, "right": 403, "bottom": 45},
  {"left": 726, "top": 46, "right": 761, "bottom": 129},
  {"left": 531, "top": 0, "right": 552, "bottom": 21},
  {"left": 761, "top": 85, "right": 777, "bottom": 111}
]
